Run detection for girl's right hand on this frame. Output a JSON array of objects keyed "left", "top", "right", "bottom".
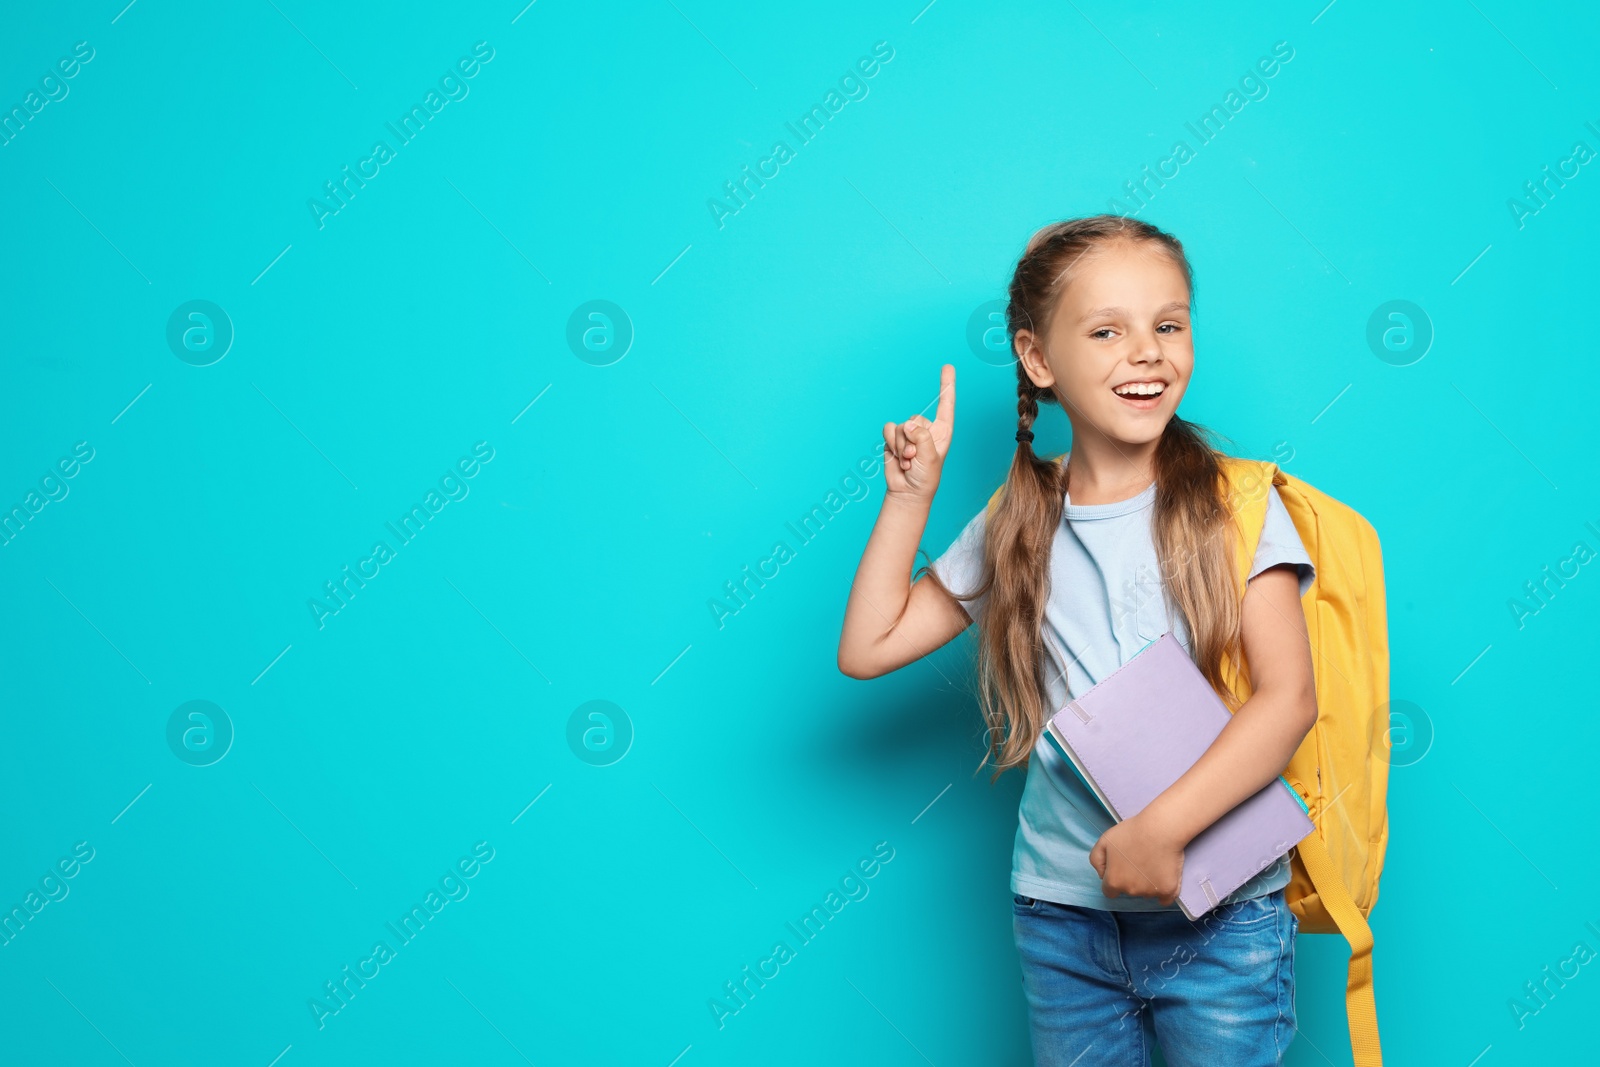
[{"left": 883, "top": 364, "right": 955, "bottom": 503}]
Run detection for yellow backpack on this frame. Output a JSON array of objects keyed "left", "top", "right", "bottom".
[
  {"left": 984, "top": 453, "right": 1389, "bottom": 1065},
  {"left": 1218, "top": 455, "right": 1388, "bottom": 1067}
]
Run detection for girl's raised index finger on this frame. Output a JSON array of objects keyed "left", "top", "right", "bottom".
[{"left": 934, "top": 363, "right": 956, "bottom": 426}]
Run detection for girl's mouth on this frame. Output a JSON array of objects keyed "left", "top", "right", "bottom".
[{"left": 1112, "top": 382, "right": 1167, "bottom": 410}]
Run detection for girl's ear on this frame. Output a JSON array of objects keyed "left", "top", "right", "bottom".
[{"left": 1014, "top": 329, "right": 1056, "bottom": 390}]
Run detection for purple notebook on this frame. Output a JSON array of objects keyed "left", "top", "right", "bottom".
[{"left": 1043, "top": 632, "right": 1315, "bottom": 920}]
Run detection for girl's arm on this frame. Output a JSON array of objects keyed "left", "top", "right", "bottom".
[
  {"left": 837, "top": 365, "right": 972, "bottom": 680},
  {"left": 1142, "top": 563, "right": 1319, "bottom": 837},
  {"left": 1090, "top": 562, "right": 1318, "bottom": 902}
]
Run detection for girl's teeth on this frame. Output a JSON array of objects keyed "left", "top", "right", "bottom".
[{"left": 1115, "top": 384, "right": 1164, "bottom": 397}]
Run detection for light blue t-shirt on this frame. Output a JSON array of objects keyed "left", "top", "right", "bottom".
[{"left": 931, "top": 476, "right": 1315, "bottom": 911}]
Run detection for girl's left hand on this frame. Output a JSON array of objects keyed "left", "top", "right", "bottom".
[{"left": 1089, "top": 812, "right": 1187, "bottom": 904}]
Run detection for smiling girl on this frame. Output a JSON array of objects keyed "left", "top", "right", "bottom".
[{"left": 837, "top": 215, "right": 1318, "bottom": 1065}]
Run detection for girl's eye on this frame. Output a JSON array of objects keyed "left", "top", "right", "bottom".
[
  {"left": 1091, "top": 328, "right": 1116, "bottom": 340},
  {"left": 1157, "top": 323, "right": 1185, "bottom": 334}
]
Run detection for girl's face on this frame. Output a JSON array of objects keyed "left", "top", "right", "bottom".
[{"left": 1015, "top": 238, "right": 1193, "bottom": 449}]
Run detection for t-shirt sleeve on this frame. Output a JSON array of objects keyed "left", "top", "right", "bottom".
[
  {"left": 1248, "top": 484, "right": 1315, "bottom": 597},
  {"left": 927, "top": 507, "right": 989, "bottom": 621}
]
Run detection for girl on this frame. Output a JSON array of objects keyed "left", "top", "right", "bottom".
[{"left": 837, "top": 215, "right": 1319, "bottom": 1066}]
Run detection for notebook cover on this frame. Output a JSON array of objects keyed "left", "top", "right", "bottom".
[{"left": 1044, "top": 632, "right": 1315, "bottom": 920}]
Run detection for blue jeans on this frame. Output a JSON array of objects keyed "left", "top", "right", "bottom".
[{"left": 1012, "top": 887, "right": 1298, "bottom": 1066}]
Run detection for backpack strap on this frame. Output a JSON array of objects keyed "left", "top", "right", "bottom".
[{"left": 1295, "top": 830, "right": 1383, "bottom": 1066}]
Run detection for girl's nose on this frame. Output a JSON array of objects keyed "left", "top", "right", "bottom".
[{"left": 1132, "top": 335, "right": 1164, "bottom": 362}]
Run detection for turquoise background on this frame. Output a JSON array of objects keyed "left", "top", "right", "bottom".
[{"left": 2, "top": 0, "right": 1596, "bottom": 1063}]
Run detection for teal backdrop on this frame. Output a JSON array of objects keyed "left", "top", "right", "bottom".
[{"left": 2, "top": 1, "right": 1596, "bottom": 1064}]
